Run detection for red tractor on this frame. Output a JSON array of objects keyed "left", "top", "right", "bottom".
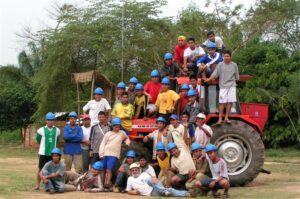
[{"left": 129, "top": 75, "right": 268, "bottom": 186}]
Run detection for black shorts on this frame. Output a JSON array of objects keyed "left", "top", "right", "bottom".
[
  {"left": 200, "top": 178, "right": 222, "bottom": 189},
  {"left": 38, "top": 155, "right": 52, "bottom": 170}
]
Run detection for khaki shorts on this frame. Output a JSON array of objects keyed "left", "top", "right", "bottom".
[{"left": 219, "top": 87, "right": 236, "bottom": 103}]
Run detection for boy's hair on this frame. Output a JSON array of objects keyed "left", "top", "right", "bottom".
[
  {"left": 188, "top": 37, "right": 195, "bottom": 43},
  {"left": 121, "top": 92, "right": 129, "bottom": 97},
  {"left": 207, "top": 31, "right": 215, "bottom": 37},
  {"left": 222, "top": 49, "right": 232, "bottom": 56},
  {"left": 98, "top": 111, "right": 106, "bottom": 116},
  {"left": 181, "top": 111, "right": 190, "bottom": 118},
  {"left": 189, "top": 74, "right": 197, "bottom": 81},
  {"left": 138, "top": 155, "right": 148, "bottom": 161}
]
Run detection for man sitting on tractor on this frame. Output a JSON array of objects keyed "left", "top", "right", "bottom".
[
  {"left": 133, "top": 83, "right": 148, "bottom": 119},
  {"left": 178, "top": 83, "right": 190, "bottom": 115},
  {"left": 127, "top": 77, "right": 138, "bottom": 104},
  {"left": 144, "top": 70, "right": 162, "bottom": 117},
  {"left": 205, "top": 49, "right": 239, "bottom": 124},
  {"left": 155, "top": 77, "right": 179, "bottom": 122},
  {"left": 195, "top": 144, "right": 230, "bottom": 199},
  {"left": 160, "top": 52, "right": 181, "bottom": 91},
  {"left": 196, "top": 42, "right": 223, "bottom": 81},
  {"left": 183, "top": 37, "right": 205, "bottom": 77},
  {"left": 202, "top": 31, "right": 225, "bottom": 53},
  {"left": 112, "top": 92, "right": 134, "bottom": 134},
  {"left": 174, "top": 35, "right": 188, "bottom": 67}
]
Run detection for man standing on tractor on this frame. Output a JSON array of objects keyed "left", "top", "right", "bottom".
[
  {"left": 194, "top": 113, "right": 213, "bottom": 147},
  {"left": 165, "top": 142, "right": 195, "bottom": 188},
  {"left": 112, "top": 92, "right": 134, "bottom": 134},
  {"left": 89, "top": 111, "right": 111, "bottom": 165},
  {"left": 115, "top": 82, "right": 126, "bottom": 105},
  {"left": 196, "top": 42, "right": 223, "bottom": 81},
  {"left": 80, "top": 114, "right": 92, "bottom": 173},
  {"left": 205, "top": 49, "right": 239, "bottom": 124},
  {"left": 127, "top": 77, "right": 139, "bottom": 104},
  {"left": 202, "top": 31, "right": 225, "bottom": 53},
  {"left": 99, "top": 117, "right": 130, "bottom": 191},
  {"left": 155, "top": 77, "right": 180, "bottom": 122},
  {"left": 183, "top": 37, "right": 205, "bottom": 76},
  {"left": 185, "top": 143, "right": 210, "bottom": 196},
  {"left": 160, "top": 53, "right": 181, "bottom": 91},
  {"left": 83, "top": 87, "right": 111, "bottom": 125},
  {"left": 63, "top": 112, "right": 83, "bottom": 174},
  {"left": 35, "top": 112, "right": 61, "bottom": 190},
  {"left": 195, "top": 144, "right": 230, "bottom": 199},
  {"left": 174, "top": 35, "right": 188, "bottom": 67},
  {"left": 144, "top": 70, "right": 162, "bottom": 117},
  {"left": 143, "top": 116, "right": 170, "bottom": 161}
]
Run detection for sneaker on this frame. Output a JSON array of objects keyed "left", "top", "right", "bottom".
[
  {"left": 163, "top": 191, "right": 171, "bottom": 197},
  {"left": 49, "top": 189, "right": 55, "bottom": 194},
  {"left": 104, "top": 184, "right": 111, "bottom": 192},
  {"left": 112, "top": 185, "right": 119, "bottom": 193},
  {"left": 186, "top": 191, "right": 196, "bottom": 197}
]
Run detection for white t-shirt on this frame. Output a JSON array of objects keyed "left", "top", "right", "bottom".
[
  {"left": 81, "top": 126, "right": 91, "bottom": 150},
  {"left": 171, "top": 150, "right": 195, "bottom": 175},
  {"left": 184, "top": 46, "right": 205, "bottom": 59},
  {"left": 168, "top": 124, "right": 189, "bottom": 151},
  {"left": 142, "top": 165, "right": 156, "bottom": 177},
  {"left": 206, "top": 155, "right": 229, "bottom": 180},
  {"left": 203, "top": 36, "right": 224, "bottom": 49},
  {"left": 194, "top": 124, "right": 213, "bottom": 147},
  {"left": 126, "top": 172, "right": 153, "bottom": 196},
  {"left": 83, "top": 98, "right": 111, "bottom": 125}
]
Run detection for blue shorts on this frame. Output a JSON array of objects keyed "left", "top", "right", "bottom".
[
  {"left": 103, "top": 156, "right": 118, "bottom": 170},
  {"left": 200, "top": 178, "right": 222, "bottom": 189}
]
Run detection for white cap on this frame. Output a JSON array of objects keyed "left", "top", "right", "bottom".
[
  {"left": 196, "top": 113, "right": 206, "bottom": 119},
  {"left": 129, "top": 162, "right": 140, "bottom": 170}
]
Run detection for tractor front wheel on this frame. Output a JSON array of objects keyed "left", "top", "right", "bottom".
[{"left": 211, "top": 120, "right": 265, "bottom": 186}]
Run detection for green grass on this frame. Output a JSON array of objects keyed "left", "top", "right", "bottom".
[{"left": 0, "top": 130, "right": 22, "bottom": 144}]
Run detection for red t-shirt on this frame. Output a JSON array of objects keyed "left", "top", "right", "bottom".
[
  {"left": 174, "top": 44, "right": 188, "bottom": 65},
  {"left": 144, "top": 81, "right": 162, "bottom": 104},
  {"left": 179, "top": 92, "right": 189, "bottom": 111}
]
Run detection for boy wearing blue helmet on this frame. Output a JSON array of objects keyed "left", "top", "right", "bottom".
[
  {"left": 128, "top": 77, "right": 138, "bottom": 104},
  {"left": 115, "top": 82, "right": 126, "bottom": 105},
  {"left": 160, "top": 52, "right": 181, "bottom": 90},
  {"left": 40, "top": 148, "right": 65, "bottom": 194},
  {"left": 195, "top": 144, "right": 230, "bottom": 198},
  {"left": 155, "top": 142, "right": 171, "bottom": 186},
  {"left": 99, "top": 117, "right": 130, "bottom": 191},
  {"left": 35, "top": 112, "right": 61, "bottom": 190},
  {"left": 83, "top": 87, "right": 111, "bottom": 125},
  {"left": 133, "top": 83, "right": 148, "bottom": 119}
]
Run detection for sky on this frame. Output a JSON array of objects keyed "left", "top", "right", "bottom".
[{"left": 0, "top": 0, "right": 252, "bottom": 66}]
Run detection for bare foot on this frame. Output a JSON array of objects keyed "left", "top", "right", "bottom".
[
  {"left": 216, "top": 120, "right": 223, "bottom": 125},
  {"left": 224, "top": 119, "right": 232, "bottom": 124},
  {"left": 33, "top": 186, "right": 39, "bottom": 190}
]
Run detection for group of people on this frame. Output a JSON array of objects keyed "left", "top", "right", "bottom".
[{"left": 35, "top": 31, "right": 239, "bottom": 198}]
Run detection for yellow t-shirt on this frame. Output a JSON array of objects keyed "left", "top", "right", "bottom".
[
  {"left": 155, "top": 90, "right": 180, "bottom": 114},
  {"left": 157, "top": 152, "right": 170, "bottom": 176},
  {"left": 112, "top": 102, "right": 134, "bottom": 131}
]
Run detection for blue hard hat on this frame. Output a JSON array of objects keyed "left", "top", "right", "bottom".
[
  {"left": 207, "top": 42, "right": 217, "bottom": 49},
  {"left": 111, "top": 117, "right": 122, "bottom": 126},
  {"left": 92, "top": 161, "right": 104, "bottom": 170},
  {"left": 167, "top": 142, "right": 177, "bottom": 151},
  {"left": 156, "top": 142, "right": 165, "bottom": 151},
  {"left": 117, "top": 82, "right": 126, "bottom": 89},
  {"left": 150, "top": 70, "right": 160, "bottom": 77},
  {"left": 181, "top": 83, "right": 189, "bottom": 90},
  {"left": 45, "top": 112, "right": 55, "bottom": 120},
  {"left": 51, "top": 148, "right": 62, "bottom": 156},
  {"left": 161, "top": 77, "right": 171, "bottom": 85},
  {"left": 94, "top": 87, "right": 104, "bottom": 95},
  {"left": 68, "top": 111, "right": 78, "bottom": 118},
  {"left": 170, "top": 114, "right": 179, "bottom": 120},
  {"left": 191, "top": 143, "right": 202, "bottom": 151},
  {"left": 164, "top": 52, "right": 173, "bottom": 60},
  {"left": 135, "top": 83, "right": 144, "bottom": 90},
  {"left": 129, "top": 77, "right": 138, "bottom": 84},
  {"left": 187, "top": 89, "right": 197, "bottom": 97},
  {"left": 156, "top": 116, "right": 167, "bottom": 124},
  {"left": 126, "top": 150, "right": 136, "bottom": 158},
  {"left": 205, "top": 144, "right": 218, "bottom": 153}
]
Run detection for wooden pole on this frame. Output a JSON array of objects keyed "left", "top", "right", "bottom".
[
  {"left": 76, "top": 82, "right": 80, "bottom": 115},
  {"left": 90, "top": 72, "right": 95, "bottom": 100}
]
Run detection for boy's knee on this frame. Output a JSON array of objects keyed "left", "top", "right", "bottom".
[
  {"left": 195, "top": 181, "right": 201, "bottom": 188},
  {"left": 220, "top": 179, "right": 230, "bottom": 188}
]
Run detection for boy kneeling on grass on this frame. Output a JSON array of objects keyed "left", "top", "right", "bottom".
[
  {"left": 195, "top": 144, "right": 230, "bottom": 198},
  {"left": 39, "top": 148, "right": 65, "bottom": 194}
]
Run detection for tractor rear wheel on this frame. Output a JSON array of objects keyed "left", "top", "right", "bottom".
[
  {"left": 210, "top": 120, "right": 265, "bottom": 186},
  {"left": 121, "top": 140, "right": 152, "bottom": 161}
]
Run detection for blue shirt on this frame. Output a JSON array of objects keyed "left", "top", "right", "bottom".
[
  {"left": 63, "top": 125, "right": 83, "bottom": 155},
  {"left": 196, "top": 52, "right": 223, "bottom": 69}
]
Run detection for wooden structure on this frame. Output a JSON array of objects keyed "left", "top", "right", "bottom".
[{"left": 72, "top": 70, "right": 115, "bottom": 115}]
